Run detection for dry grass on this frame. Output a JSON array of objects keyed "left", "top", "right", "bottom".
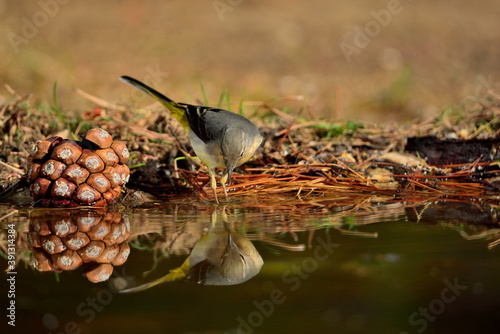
[{"left": 1, "top": 85, "right": 500, "bottom": 207}]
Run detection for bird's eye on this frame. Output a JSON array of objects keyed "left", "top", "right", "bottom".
[{"left": 239, "top": 253, "right": 246, "bottom": 263}]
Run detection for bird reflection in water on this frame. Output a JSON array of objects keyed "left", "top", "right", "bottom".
[{"left": 120, "top": 208, "right": 263, "bottom": 292}]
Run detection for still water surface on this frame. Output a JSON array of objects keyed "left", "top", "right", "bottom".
[{"left": 1, "top": 196, "right": 499, "bottom": 334}]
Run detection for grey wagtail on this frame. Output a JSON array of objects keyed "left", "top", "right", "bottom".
[
  {"left": 120, "top": 209, "right": 263, "bottom": 292},
  {"left": 120, "top": 76, "right": 262, "bottom": 203}
]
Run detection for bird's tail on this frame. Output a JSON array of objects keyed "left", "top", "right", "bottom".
[
  {"left": 120, "top": 76, "right": 189, "bottom": 132},
  {"left": 119, "top": 266, "right": 187, "bottom": 293}
]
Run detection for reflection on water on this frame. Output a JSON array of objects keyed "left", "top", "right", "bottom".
[
  {"left": 0, "top": 196, "right": 499, "bottom": 334},
  {"left": 121, "top": 208, "right": 263, "bottom": 292},
  {"left": 27, "top": 208, "right": 130, "bottom": 283}
]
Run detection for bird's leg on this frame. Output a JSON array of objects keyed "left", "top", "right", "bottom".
[
  {"left": 208, "top": 168, "right": 219, "bottom": 204},
  {"left": 220, "top": 170, "right": 229, "bottom": 201},
  {"left": 221, "top": 183, "right": 229, "bottom": 201},
  {"left": 220, "top": 208, "right": 233, "bottom": 232},
  {"left": 209, "top": 209, "right": 217, "bottom": 233}
]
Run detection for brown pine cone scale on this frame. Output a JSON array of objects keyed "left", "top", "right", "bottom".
[{"left": 27, "top": 128, "right": 130, "bottom": 207}]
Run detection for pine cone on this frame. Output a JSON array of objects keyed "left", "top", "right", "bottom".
[
  {"left": 28, "top": 208, "right": 131, "bottom": 283},
  {"left": 27, "top": 128, "right": 130, "bottom": 207}
]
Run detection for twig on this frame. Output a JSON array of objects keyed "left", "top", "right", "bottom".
[
  {"left": 0, "top": 210, "right": 18, "bottom": 222},
  {"left": 0, "top": 161, "right": 24, "bottom": 174}
]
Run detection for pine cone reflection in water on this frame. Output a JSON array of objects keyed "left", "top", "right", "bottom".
[
  {"left": 27, "top": 128, "right": 130, "bottom": 207},
  {"left": 28, "top": 208, "right": 131, "bottom": 283}
]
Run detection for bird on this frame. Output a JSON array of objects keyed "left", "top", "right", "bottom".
[
  {"left": 120, "top": 76, "right": 262, "bottom": 203},
  {"left": 119, "top": 209, "right": 263, "bottom": 292}
]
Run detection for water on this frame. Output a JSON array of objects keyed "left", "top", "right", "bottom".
[{"left": 1, "top": 196, "right": 499, "bottom": 334}]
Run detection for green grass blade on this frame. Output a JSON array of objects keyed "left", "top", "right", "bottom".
[
  {"left": 200, "top": 83, "right": 209, "bottom": 106},
  {"left": 239, "top": 86, "right": 246, "bottom": 116},
  {"left": 225, "top": 90, "right": 231, "bottom": 111},
  {"left": 217, "top": 87, "right": 225, "bottom": 109},
  {"left": 52, "top": 80, "right": 67, "bottom": 125}
]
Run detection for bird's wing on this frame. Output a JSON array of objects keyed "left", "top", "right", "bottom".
[
  {"left": 181, "top": 103, "right": 225, "bottom": 143},
  {"left": 186, "top": 259, "right": 216, "bottom": 284}
]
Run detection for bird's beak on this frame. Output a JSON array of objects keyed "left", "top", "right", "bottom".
[
  {"left": 227, "top": 230, "right": 235, "bottom": 246},
  {"left": 226, "top": 166, "right": 235, "bottom": 185}
]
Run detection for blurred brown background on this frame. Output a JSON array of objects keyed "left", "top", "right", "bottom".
[{"left": 1, "top": 0, "right": 499, "bottom": 123}]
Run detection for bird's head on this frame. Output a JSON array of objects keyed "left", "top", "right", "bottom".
[{"left": 221, "top": 127, "right": 247, "bottom": 184}]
